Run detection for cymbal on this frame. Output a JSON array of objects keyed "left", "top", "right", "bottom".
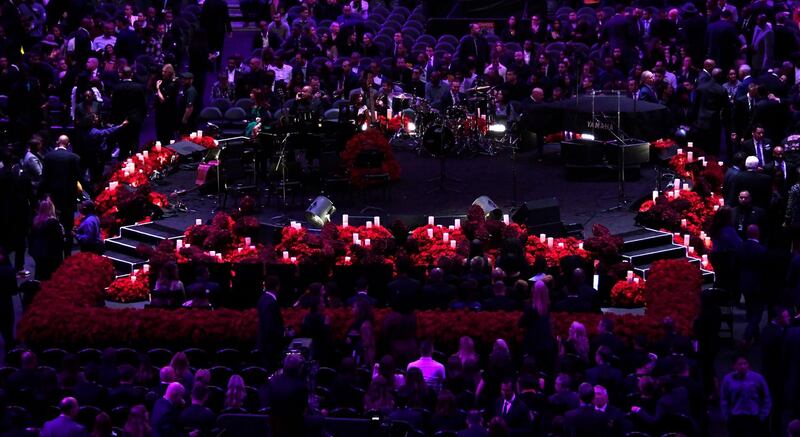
[
  {"left": 469, "top": 86, "right": 492, "bottom": 93},
  {"left": 391, "top": 92, "right": 414, "bottom": 99}
]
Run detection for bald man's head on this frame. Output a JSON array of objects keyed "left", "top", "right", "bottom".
[{"left": 57, "top": 135, "right": 70, "bottom": 148}]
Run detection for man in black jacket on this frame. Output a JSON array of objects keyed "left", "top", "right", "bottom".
[
  {"left": 494, "top": 378, "right": 532, "bottom": 433},
  {"left": 151, "top": 382, "right": 185, "bottom": 437},
  {"left": 257, "top": 275, "right": 285, "bottom": 369},
  {"left": 262, "top": 354, "right": 308, "bottom": 437},
  {"left": 706, "top": 9, "right": 740, "bottom": 71},
  {"left": 40, "top": 135, "right": 82, "bottom": 258},
  {"left": 111, "top": 66, "right": 146, "bottom": 159},
  {"left": 737, "top": 225, "right": 768, "bottom": 341},
  {"left": 179, "top": 383, "right": 216, "bottom": 435},
  {"left": 693, "top": 68, "right": 728, "bottom": 156},
  {"left": 458, "top": 24, "right": 490, "bottom": 72},
  {"left": 564, "top": 382, "right": 610, "bottom": 436},
  {"left": 730, "top": 158, "right": 772, "bottom": 209},
  {"left": 200, "top": 0, "right": 231, "bottom": 55}
]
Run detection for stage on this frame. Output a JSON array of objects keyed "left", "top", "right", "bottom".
[{"left": 151, "top": 142, "right": 657, "bottom": 237}]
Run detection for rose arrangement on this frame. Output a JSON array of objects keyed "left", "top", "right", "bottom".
[
  {"left": 106, "top": 271, "right": 151, "bottom": 303},
  {"left": 409, "top": 224, "right": 469, "bottom": 266},
  {"left": 524, "top": 235, "right": 587, "bottom": 267},
  {"left": 651, "top": 138, "right": 676, "bottom": 150},
  {"left": 610, "top": 276, "right": 646, "bottom": 308},
  {"left": 340, "top": 129, "right": 401, "bottom": 187},
  {"left": 182, "top": 134, "right": 218, "bottom": 149}
]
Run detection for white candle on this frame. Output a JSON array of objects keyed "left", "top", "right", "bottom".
[
  {"left": 245, "top": 237, "right": 251, "bottom": 246},
  {"left": 195, "top": 219, "right": 202, "bottom": 226},
  {"left": 283, "top": 251, "right": 289, "bottom": 259},
  {"left": 387, "top": 108, "right": 392, "bottom": 119},
  {"left": 677, "top": 148, "right": 683, "bottom": 155},
  {"left": 633, "top": 277, "right": 640, "bottom": 284},
  {"left": 687, "top": 141, "right": 693, "bottom": 148},
  {"left": 448, "top": 225, "right": 455, "bottom": 230},
  {"left": 342, "top": 214, "right": 349, "bottom": 227},
  {"left": 477, "top": 107, "right": 481, "bottom": 118},
  {"left": 578, "top": 242, "right": 584, "bottom": 250},
  {"left": 450, "top": 240, "right": 456, "bottom": 248},
  {"left": 249, "top": 245, "right": 255, "bottom": 250},
  {"left": 593, "top": 274, "right": 599, "bottom": 290},
  {"left": 503, "top": 214, "right": 510, "bottom": 225},
  {"left": 539, "top": 233, "right": 546, "bottom": 243},
  {"left": 344, "top": 256, "right": 351, "bottom": 263},
  {"left": 185, "top": 243, "right": 190, "bottom": 248},
  {"left": 681, "top": 219, "right": 687, "bottom": 228},
  {"left": 374, "top": 216, "right": 380, "bottom": 227},
  {"left": 109, "top": 181, "right": 118, "bottom": 190},
  {"left": 713, "top": 205, "right": 719, "bottom": 211},
  {"left": 197, "top": 130, "right": 203, "bottom": 137},
  {"left": 143, "top": 264, "right": 150, "bottom": 273},
  {"left": 443, "top": 233, "right": 449, "bottom": 242},
  {"left": 674, "top": 178, "right": 680, "bottom": 189},
  {"left": 702, "top": 254, "right": 709, "bottom": 266},
  {"left": 454, "top": 219, "right": 461, "bottom": 229},
  {"left": 673, "top": 189, "right": 680, "bottom": 198},
  {"left": 364, "top": 238, "right": 371, "bottom": 247},
  {"left": 687, "top": 151, "right": 693, "bottom": 162},
  {"left": 353, "top": 233, "right": 359, "bottom": 244},
  {"left": 290, "top": 256, "right": 297, "bottom": 263},
  {"left": 705, "top": 237, "right": 712, "bottom": 248},
  {"left": 652, "top": 190, "right": 658, "bottom": 201},
  {"left": 366, "top": 221, "right": 373, "bottom": 228},
  {"left": 688, "top": 246, "right": 695, "bottom": 255},
  {"left": 558, "top": 242, "right": 565, "bottom": 248},
  {"left": 427, "top": 228, "right": 434, "bottom": 238},
  {"left": 123, "top": 170, "right": 130, "bottom": 177},
  {"left": 428, "top": 216, "right": 435, "bottom": 225},
  {"left": 209, "top": 251, "right": 216, "bottom": 257},
  {"left": 154, "top": 141, "right": 162, "bottom": 152},
  {"left": 170, "top": 140, "right": 175, "bottom": 144},
  {"left": 682, "top": 183, "right": 689, "bottom": 191},
  {"left": 190, "top": 132, "right": 197, "bottom": 139},
  {"left": 627, "top": 270, "right": 634, "bottom": 280},
  {"left": 238, "top": 247, "right": 243, "bottom": 253},
  {"left": 702, "top": 160, "right": 707, "bottom": 167},
  {"left": 719, "top": 198, "right": 725, "bottom": 206},
  {"left": 130, "top": 275, "right": 136, "bottom": 283},
  {"left": 547, "top": 237, "right": 554, "bottom": 248},
  {"left": 718, "top": 161, "right": 724, "bottom": 166},
  {"left": 143, "top": 151, "right": 149, "bottom": 159},
  {"left": 683, "top": 234, "right": 690, "bottom": 246},
  {"left": 290, "top": 221, "right": 297, "bottom": 228}
]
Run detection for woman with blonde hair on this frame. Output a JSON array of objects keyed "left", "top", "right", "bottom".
[
  {"left": 29, "top": 197, "right": 65, "bottom": 280},
  {"left": 453, "top": 336, "right": 479, "bottom": 366},
  {"left": 565, "top": 320, "right": 590, "bottom": 361},
  {"left": 224, "top": 374, "right": 247, "bottom": 410},
  {"left": 520, "top": 280, "right": 556, "bottom": 371}
]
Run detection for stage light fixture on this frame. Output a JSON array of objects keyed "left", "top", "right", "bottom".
[
  {"left": 488, "top": 123, "right": 506, "bottom": 133},
  {"left": 472, "top": 195, "right": 503, "bottom": 220},
  {"left": 580, "top": 133, "right": 595, "bottom": 141},
  {"left": 305, "top": 195, "right": 336, "bottom": 228}
]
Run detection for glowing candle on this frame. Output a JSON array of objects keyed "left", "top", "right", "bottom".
[
  {"left": 705, "top": 237, "right": 712, "bottom": 248},
  {"left": 448, "top": 225, "right": 454, "bottom": 230},
  {"left": 547, "top": 237, "right": 554, "bottom": 248},
  {"left": 674, "top": 178, "right": 680, "bottom": 189},
  {"left": 688, "top": 246, "right": 695, "bottom": 254},
  {"left": 283, "top": 251, "right": 289, "bottom": 259},
  {"left": 170, "top": 140, "right": 175, "bottom": 144},
  {"left": 673, "top": 189, "right": 680, "bottom": 198},
  {"left": 154, "top": 141, "right": 162, "bottom": 152},
  {"left": 364, "top": 238, "right": 371, "bottom": 247},
  {"left": 190, "top": 132, "right": 197, "bottom": 139},
  {"left": 682, "top": 183, "right": 689, "bottom": 191},
  {"left": 290, "top": 256, "right": 297, "bottom": 263},
  {"left": 143, "top": 264, "right": 150, "bottom": 273},
  {"left": 558, "top": 242, "right": 565, "bottom": 248},
  {"left": 687, "top": 141, "right": 693, "bottom": 148},
  {"left": 342, "top": 214, "right": 349, "bottom": 227},
  {"left": 143, "top": 151, "right": 149, "bottom": 159},
  {"left": 454, "top": 219, "right": 461, "bottom": 229},
  {"left": 443, "top": 233, "right": 449, "bottom": 242},
  {"left": 677, "top": 148, "right": 683, "bottom": 155},
  {"left": 130, "top": 275, "right": 136, "bottom": 283},
  {"left": 718, "top": 161, "right": 724, "bottom": 166},
  {"left": 197, "top": 130, "right": 203, "bottom": 137},
  {"left": 687, "top": 151, "right": 693, "bottom": 161},
  {"left": 719, "top": 198, "right": 724, "bottom": 206},
  {"left": 209, "top": 251, "right": 216, "bottom": 257},
  {"left": 387, "top": 108, "right": 392, "bottom": 119},
  {"left": 109, "top": 181, "right": 118, "bottom": 190},
  {"left": 195, "top": 219, "right": 202, "bottom": 225},
  {"left": 539, "top": 233, "right": 546, "bottom": 243},
  {"left": 702, "top": 254, "right": 709, "bottom": 266},
  {"left": 627, "top": 270, "right": 634, "bottom": 280},
  {"left": 238, "top": 247, "right": 243, "bottom": 253},
  {"left": 245, "top": 237, "right": 251, "bottom": 246},
  {"left": 427, "top": 228, "right": 434, "bottom": 238},
  {"left": 374, "top": 216, "right": 380, "bottom": 227},
  {"left": 353, "top": 233, "right": 359, "bottom": 244},
  {"left": 249, "top": 245, "right": 255, "bottom": 250},
  {"left": 633, "top": 277, "right": 640, "bottom": 284},
  {"left": 578, "top": 242, "right": 584, "bottom": 250},
  {"left": 344, "top": 256, "right": 351, "bottom": 263},
  {"left": 681, "top": 219, "right": 687, "bottom": 228},
  {"left": 366, "top": 221, "right": 372, "bottom": 229},
  {"left": 683, "top": 234, "right": 690, "bottom": 247},
  {"left": 450, "top": 240, "right": 456, "bottom": 248},
  {"left": 428, "top": 216, "right": 435, "bottom": 225},
  {"left": 503, "top": 214, "right": 510, "bottom": 225},
  {"left": 652, "top": 190, "right": 658, "bottom": 201}
]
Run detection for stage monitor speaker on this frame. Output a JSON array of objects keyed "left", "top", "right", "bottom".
[
  {"left": 512, "top": 197, "right": 561, "bottom": 226},
  {"left": 167, "top": 140, "right": 207, "bottom": 156}
]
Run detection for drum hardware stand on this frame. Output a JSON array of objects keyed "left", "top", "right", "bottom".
[
  {"left": 272, "top": 131, "right": 294, "bottom": 210},
  {"left": 427, "top": 125, "right": 461, "bottom": 194}
]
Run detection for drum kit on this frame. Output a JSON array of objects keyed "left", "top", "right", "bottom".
[{"left": 388, "top": 86, "right": 516, "bottom": 157}]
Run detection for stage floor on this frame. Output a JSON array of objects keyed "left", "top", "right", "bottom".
[{"left": 150, "top": 143, "right": 656, "bottom": 237}]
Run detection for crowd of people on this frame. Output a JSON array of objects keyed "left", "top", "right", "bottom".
[{"left": 7, "top": 0, "right": 800, "bottom": 435}]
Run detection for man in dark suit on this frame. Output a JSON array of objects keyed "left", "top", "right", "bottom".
[
  {"left": 741, "top": 124, "right": 773, "bottom": 167},
  {"left": 548, "top": 374, "right": 580, "bottom": 416},
  {"left": 730, "top": 157, "right": 772, "bottom": 209},
  {"left": 737, "top": 225, "right": 768, "bottom": 341},
  {"left": 261, "top": 354, "right": 308, "bottom": 436},
  {"left": 346, "top": 277, "right": 378, "bottom": 307},
  {"left": 601, "top": 6, "right": 638, "bottom": 70},
  {"left": 706, "top": 10, "right": 741, "bottom": 71},
  {"left": 252, "top": 20, "right": 281, "bottom": 51},
  {"left": 40, "top": 135, "right": 82, "bottom": 258},
  {"left": 693, "top": 68, "right": 728, "bottom": 156},
  {"left": 774, "top": 12, "right": 800, "bottom": 62},
  {"left": 458, "top": 410, "right": 489, "bottom": 437},
  {"left": 733, "top": 82, "right": 759, "bottom": 140},
  {"left": 41, "top": 397, "right": 87, "bottom": 437},
  {"left": 494, "top": 379, "right": 532, "bottom": 432},
  {"left": 420, "top": 267, "right": 454, "bottom": 310},
  {"left": 438, "top": 79, "right": 467, "bottom": 112},
  {"left": 733, "top": 190, "right": 768, "bottom": 239},
  {"left": 179, "top": 383, "right": 216, "bottom": 435},
  {"left": 257, "top": 276, "right": 284, "bottom": 369},
  {"left": 200, "top": 0, "right": 232, "bottom": 54},
  {"left": 564, "top": 383, "right": 610, "bottom": 437},
  {"left": 592, "top": 385, "right": 630, "bottom": 435},
  {"left": 458, "top": 23, "right": 490, "bottom": 72},
  {"left": 585, "top": 346, "right": 624, "bottom": 397},
  {"left": 765, "top": 145, "right": 792, "bottom": 195},
  {"left": 113, "top": 16, "right": 140, "bottom": 64},
  {"left": 111, "top": 66, "right": 146, "bottom": 159},
  {"left": 387, "top": 257, "right": 420, "bottom": 311},
  {"left": 637, "top": 71, "right": 659, "bottom": 103},
  {"left": 151, "top": 382, "right": 185, "bottom": 437}
]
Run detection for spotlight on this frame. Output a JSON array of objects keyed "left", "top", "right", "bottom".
[
  {"left": 488, "top": 123, "right": 506, "bottom": 133},
  {"left": 472, "top": 195, "right": 502, "bottom": 220},
  {"left": 305, "top": 195, "right": 336, "bottom": 228},
  {"left": 580, "top": 133, "right": 595, "bottom": 141},
  {"left": 407, "top": 122, "right": 416, "bottom": 132}
]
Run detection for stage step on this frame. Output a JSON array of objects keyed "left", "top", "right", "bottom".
[
  {"left": 618, "top": 228, "right": 675, "bottom": 252},
  {"left": 105, "top": 222, "right": 186, "bottom": 275},
  {"left": 621, "top": 243, "right": 687, "bottom": 266}
]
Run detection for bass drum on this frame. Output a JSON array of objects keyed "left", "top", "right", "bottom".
[{"left": 422, "top": 124, "right": 455, "bottom": 157}]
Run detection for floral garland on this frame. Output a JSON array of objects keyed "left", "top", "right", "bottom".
[
  {"left": 181, "top": 134, "right": 219, "bottom": 149},
  {"left": 340, "top": 129, "right": 401, "bottom": 187},
  {"left": 18, "top": 253, "right": 703, "bottom": 351}
]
